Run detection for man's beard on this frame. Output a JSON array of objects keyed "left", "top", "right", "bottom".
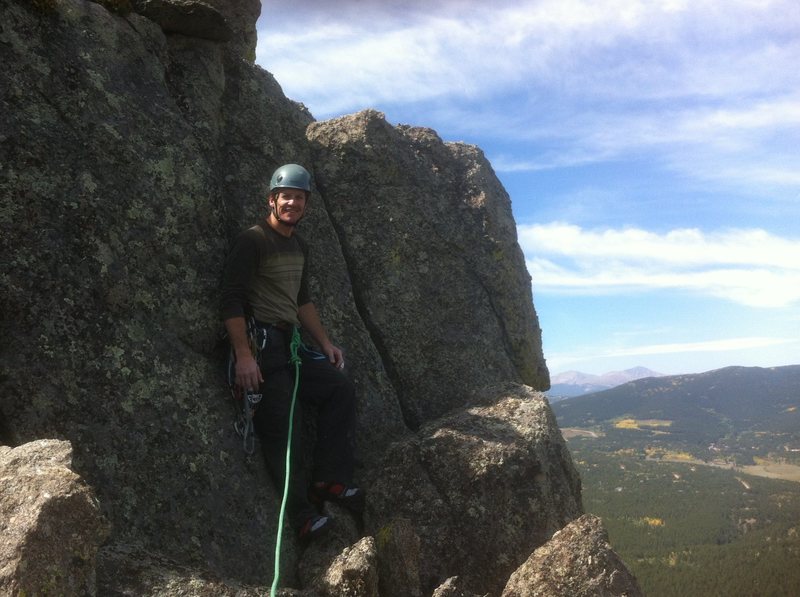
[{"left": 274, "top": 206, "right": 303, "bottom": 226}]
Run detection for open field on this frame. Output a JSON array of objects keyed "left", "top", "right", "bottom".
[
  {"left": 741, "top": 461, "right": 800, "bottom": 482},
  {"left": 656, "top": 456, "right": 800, "bottom": 483},
  {"left": 561, "top": 426, "right": 800, "bottom": 483}
]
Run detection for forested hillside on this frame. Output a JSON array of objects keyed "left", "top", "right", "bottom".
[
  {"left": 573, "top": 447, "right": 800, "bottom": 596},
  {"left": 554, "top": 365, "right": 800, "bottom": 465},
  {"left": 553, "top": 365, "right": 800, "bottom": 596}
]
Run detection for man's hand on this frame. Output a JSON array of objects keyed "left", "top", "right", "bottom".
[
  {"left": 298, "top": 302, "right": 345, "bottom": 370},
  {"left": 224, "top": 316, "right": 263, "bottom": 390},
  {"left": 322, "top": 343, "right": 345, "bottom": 370},
  {"left": 235, "top": 352, "right": 263, "bottom": 391}
]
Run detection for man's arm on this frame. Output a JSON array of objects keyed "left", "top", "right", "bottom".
[
  {"left": 297, "top": 302, "right": 344, "bottom": 369},
  {"left": 225, "top": 316, "right": 263, "bottom": 391},
  {"left": 221, "top": 231, "right": 263, "bottom": 390}
]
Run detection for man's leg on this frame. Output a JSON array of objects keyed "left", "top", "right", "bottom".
[
  {"left": 296, "top": 354, "right": 358, "bottom": 490},
  {"left": 253, "top": 336, "right": 320, "bottom": 532}
]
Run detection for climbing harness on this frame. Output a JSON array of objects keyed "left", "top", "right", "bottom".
[{"left": 271, "top": 325, "right": 303, "bottom": 597}]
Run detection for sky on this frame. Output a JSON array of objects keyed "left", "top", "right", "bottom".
[{"left": 255, "top": 0, "right": 800, "bottom": 376}]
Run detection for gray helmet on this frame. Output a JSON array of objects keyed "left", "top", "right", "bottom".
[{"left": 269, "top": 163, "right": 311, "bottom": 193}]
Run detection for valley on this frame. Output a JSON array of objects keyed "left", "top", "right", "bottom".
[
  {"left": 563, "top": 426, "right": 800, "bottom": 483},
  {"left": 552, "top": 365, "right": 800, "bottom": 596},
  {"left": 566, "top": 440, "right": 800, "bottom": 596}
]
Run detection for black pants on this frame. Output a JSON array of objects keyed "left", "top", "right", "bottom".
[{"left": 253, "top": 325, "right": 356, "bottom": 528}]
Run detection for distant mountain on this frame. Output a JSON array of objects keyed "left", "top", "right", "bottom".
[
  {"left": 553, "top": 365, "right": 800, "bottom": 441},
  {"left": 547, "top": 367, "right": 664, "bottom": 399}
]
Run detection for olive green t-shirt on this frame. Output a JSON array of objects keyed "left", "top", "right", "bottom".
[{"left": 221, "top": 222, "right": 311, "bottom": 326}]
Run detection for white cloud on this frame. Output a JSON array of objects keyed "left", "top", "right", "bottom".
[
  {"left": 602, "top": 336, "right": 797, "bottom": 357},
  {"left": 258, "top": 0, "right": 800, "bottom": 109},
  {"left": 553, "top": 336, "right": 796, "bottom": 361},
  {"left": 258, "top": 0, "right": 800, "bottom": 194},
  {"left": 486, "top": 92, "right": 800, "bottom": 191},
  {"left": 520, "top": 224, "right": 800, "bottom": 307},
  {"left": 545, "top": 335, "right": 799, "bottom": 373}
]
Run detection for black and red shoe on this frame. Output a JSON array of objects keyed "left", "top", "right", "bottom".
[
  {"left": 298, "top": 514, "right": 330, "bottom": 542},
  {"left": 310, "top": 481, "right": 365, "bottom": 513}
]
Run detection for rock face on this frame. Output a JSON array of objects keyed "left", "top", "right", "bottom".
[
  {"left": 132, "top": 0, "right": 261, "bottom": 59},
  {"left": 502, "top": 514, "right": 644, "bottom": 597},
  {"left": 0, "top": 1, "right": 633, "bottom": 595},
  {"left": 308, "top": 113, "right": 549, "bottom": 429},
  {"left": 317, "top": 536, "right": 379, "bottom": 597},
  {"left": 2, "top": 0, "right": 300, "bottom": 583},
  {"left": 0, "top": 440, "right": 109, "bottom": 596},
  {"left": 132, "top": 0, "right": 234, "bottom": 42}
]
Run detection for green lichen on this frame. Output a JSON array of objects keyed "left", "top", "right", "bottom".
[
  {"left": 94, "top": 240, "right": 114, "bottom": 273},
  {"left": 377, "top": 523, "right": 393, "bottom": 549},
  {"left": 133, "top": 289, "right": 156, "bottom": 311},
  {"left": 96, "top": 452, "right": 119, "bottom": 473},
  {"left": 125, "top": 199, "right": 156, "bottom": 223},
  {"left": 146, "top": 156, "right": 177, "bottom": 187},
  {"left": 104, "top": 344, "right": 125, "bottom": 368},
  {"left": 38, "top": 333, "right": 56, "bottom": 358}
]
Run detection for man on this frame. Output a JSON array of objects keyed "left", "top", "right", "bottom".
[{"left": 221, "top": 163, "right": 362, "bottom": 540}]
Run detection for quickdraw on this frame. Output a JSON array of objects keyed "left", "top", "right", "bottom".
[{"left": 227, "top": 316, "right": 267, "bottom": 455}]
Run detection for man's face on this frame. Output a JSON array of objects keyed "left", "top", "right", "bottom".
[{"left": 271, "top": 188, "right": 308, "bottom": 225}]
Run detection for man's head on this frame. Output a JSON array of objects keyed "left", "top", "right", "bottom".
[{"left": 268, "top": 164, "right": 311, "bottom": 228}]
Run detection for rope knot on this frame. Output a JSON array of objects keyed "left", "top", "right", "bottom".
[{"left": 289, "top": 326, "right": 303, "bottom": 365}]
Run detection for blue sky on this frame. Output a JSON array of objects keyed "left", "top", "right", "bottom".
[{"left": 255, "top": 0, "right": 800, "bottom": 376}]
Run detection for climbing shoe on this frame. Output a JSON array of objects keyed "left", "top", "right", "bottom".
[
  {"left": 299, "top": 514, "right": 330, "bottom": 542},
  {"left": 310, "top": 481, "right": 365, "bottom": 513}
]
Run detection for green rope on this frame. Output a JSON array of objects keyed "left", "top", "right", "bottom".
[{"left": 271, "top": 326, "right": 303, "bottom": 597}]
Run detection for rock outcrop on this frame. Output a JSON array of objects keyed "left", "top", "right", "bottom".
[
  {"left": 367, "top": 383, "right": 581, "bottom": 595},
  {"left": 1, "top": 0, "right": 636, "bottom": 595},
  {"left": 0, "top": 440, "right": 109, "bottom": 596},
  {"left": 502, "top": 514, "right": 643, "bottom": 597},
  {"left": 308, "top": 113, "right": 549, "bottom": 429},
  {"left": 131, "top": 0, "right": 234, "bottom": 43}
]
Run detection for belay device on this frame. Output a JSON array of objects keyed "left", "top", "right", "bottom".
[{"left": 226, "top": 315, "right": 267, "bottom": 454}]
